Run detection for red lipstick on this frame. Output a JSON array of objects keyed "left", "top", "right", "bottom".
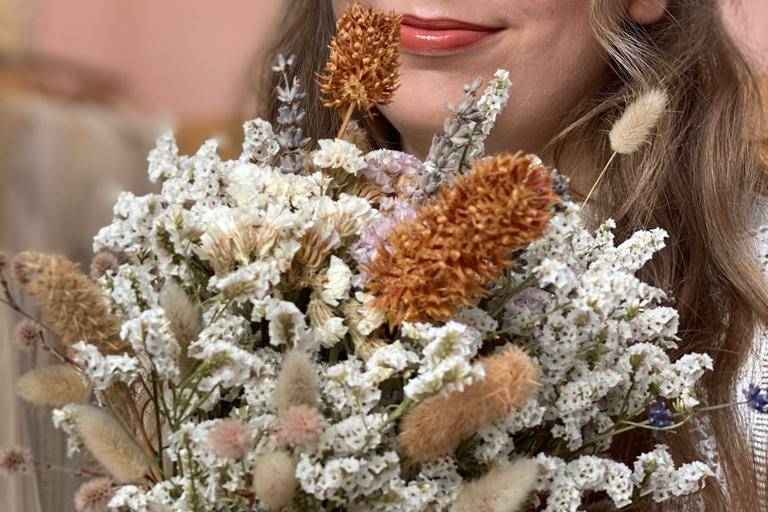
[{"left": 400, "top": 14, "right": 503, "bottom": 57}]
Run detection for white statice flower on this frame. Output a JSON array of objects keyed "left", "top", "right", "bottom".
[
  {"left": 474, "top": 398, "right": 546, "bottom": 463},
  {"left": 109, "top": 485, "right": 151, "bottom": 512},
  {"left": 322, "top": 256, "right": 352, "bottom": 306},
  {"left": 224, "top": 163, "right": 326, "bottom": 210},
  {"left": 535, "top": 454, "right": 633, "bottom": 511},
  {"left": 52, "top": 405, "right": 82, "bottom": 456},
  {"left": 296, "top": 449, "right": 425, "bottom": 507},
  {"left": 93, "top": 192, "right": 159, "bottom": 256},
  {"left": 453, "top": 306, "right": 499, "bottom": 335},
  {"left": 403, "top": 321, "right": 485, "bottom": 401},
  {"left": 312, "top": 316, "right": 349, "bottom": 349},
  {"left": 265, "top": 299, "right": 308, "bottom": 347},
  {"left": 187, "top": 314, "right": 267, "bottom": 399},
  {"left": 324, "top": 359, "right": 381, "bottom": 415},
  {"left": 311, "top": 139, "right": 366, "bottom": 174},
  {"left": 150, "top": 204, "right": 200, "bottom": 281},
  {"left": 319, "top": 413, "right": 387, "bottom": 456},
  {"left": 364, "top": 341, "right": 420, "bottom": 384},
  {"left": 102, "top": 263, "right": 157, "bottom": 318},
  {"left": 147, "top": 131, "right": 181, "bottom": 182},
  {"left": 351, "top": 292, "right": 386, "bottom": 336},
  {"left": 632, "top": 445, "right": 713, "bottom": 502},
  {"left": 208, "top": 260, "right": 283, "bottom": 302},
  {"left": 71, "top": 341, "right": 139, "bottom": 391},
  {"left": 120, "top": 308, "right": 181, "bottom": 382},
  {"left": 241, "top": 118, "right": 280, "bottom": 164}
]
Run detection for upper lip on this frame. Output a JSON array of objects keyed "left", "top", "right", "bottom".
[{"left": 401, "top": 14, "right": 502, "bottom": 32}]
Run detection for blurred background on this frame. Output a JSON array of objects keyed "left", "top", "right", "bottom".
[{"left": 0, "top": 1, "right": 766, "bottom": 511}]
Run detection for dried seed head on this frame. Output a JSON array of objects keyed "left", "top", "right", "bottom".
[
  {"left": 0, "top": 446, "right": 31, "bottom": 476},
  {"left": 14, "top": 252, "right": 127, "bottom": 354},
  {"left": 14, "top": 319, "right": 41, "bottom": 351},
  {"left": 17, "top": 365, "right": 92, "bottom": 406},
  {"left": 89, "top": 252, "right": 119, "bottom": 280},
  {"left": 74, "top": 478, "right": 115, "bottom": 512},
  {"left": 366, "top": 153, "right": 559, "bottom": 325},
  {"left": 319, "top": 1, "right": 402, "bottom": 113},
  {"left": 399, "top": 346, "right": 541, "bottom": 463},
  {"left": 609, "top": 89, "right": 668, "bottom": 155}
]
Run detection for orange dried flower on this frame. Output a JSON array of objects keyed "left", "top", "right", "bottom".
[
  {"left": 399, "top": 346, "right": 540, "bottom": 463},
  {"left": 366, "top": 153, "right": 559, "bottom": 325},
  {"left": 14, "top": 252, "right": 127, "bottom": 354},
  {"left": 319, "top": 1, "right": 402, "bottom": 114}
]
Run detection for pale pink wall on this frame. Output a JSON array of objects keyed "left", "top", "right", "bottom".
[
  {"left": 29, "top": 0, "right": 284, "bottom": 121},
  {"left": 724, "top": 0, "right": 768, "bottom": 71},
  {"left": 26, "top": 1, "right": 768, "bottom": 121}
]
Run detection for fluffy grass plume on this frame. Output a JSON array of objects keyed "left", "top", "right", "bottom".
[
  {"left": 451, "top": 458, "right": 539, "bottom": 512},
  {"left": 159, "top": 281, "right": 202, "bottom": 345},
  {"left": 206, "top": 419, "right": 253, "bottom": 459},
  {"left": 73, "top": 405, "right": 148, "bottom": 483},
  {"left": 399, "top": 346, "right": 540, "bottom": 463},
  {"left": 367, "top": 153, "right": 559, "bottom": 325},
  {"left": 17, "top": 365, "right": 91, "bottom": 406},
  {"left": 14, "top": 252, "right": 126, "bottom": 354},
  {"left": 609, "top": 89, "right": 669, "bottom": 155},
  {"left": 319, "top": 1, "right": 402, "bottom": 114},
  {"left": 273, "top": 349, "right": 318, "bottom": 415},
  {"left": 253, "top": 450, "right": 297, "bottom": 510},
  {"left": 160, "top": 280, "right": 202, "bottom": 374}
]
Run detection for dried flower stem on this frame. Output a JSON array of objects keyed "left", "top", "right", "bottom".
[
  {"left": 581, "top": 151, "right": 618, "bottom": 208},
  {"left": 34, "top": 462, "right": 105, "bottom": 478},
  {"left": 337, "top": 103, "right": 356, "bottom": 140}
]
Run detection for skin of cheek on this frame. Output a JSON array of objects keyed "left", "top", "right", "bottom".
[{"left": 332, "top": 0, "right": 608, "bottom": 160}]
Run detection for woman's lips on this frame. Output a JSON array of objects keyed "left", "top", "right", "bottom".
[{"left": 400, "top": 15, "right": 503, "bottom": 57}]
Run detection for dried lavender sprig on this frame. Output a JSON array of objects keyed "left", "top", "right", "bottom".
[
  {"left": 421, "top": 77, "right": 485, "bottom": 197},
  {"left": 461, "top": 69, "right": 512, "bottom": 173},
  {"left": 273, "top": 54, "right": 310, "bottom": 174}
]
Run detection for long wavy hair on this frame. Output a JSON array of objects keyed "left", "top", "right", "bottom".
[{"left": 254, "top": 1, "right": 768, "bottom": 509}]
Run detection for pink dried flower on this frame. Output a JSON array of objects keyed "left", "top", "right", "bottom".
[
  {"left": 74, "top": 478, "right": 114, "bottom": 512},
  {"left": 89, "top": 252, "right": 119, "bottom": 280},
  {"left": 275, "top": 405, "right": 324, "bottom": 448},
  {"left": 0, "top": 446, "right": 31, "bottom": 476},
  {"left": 207, "top": 419, "right": 254, "bottom": 459},
  {"left": 14, "top": 319, "right": 41, "bottom": 350}
]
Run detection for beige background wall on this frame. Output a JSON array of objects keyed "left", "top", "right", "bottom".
[{"left": 21, "top": 0, "right": 768, "bottom": 123}]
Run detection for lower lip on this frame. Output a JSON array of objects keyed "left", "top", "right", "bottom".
[{"left": 400, "top": 24, "right": 501, "bottom": 57}]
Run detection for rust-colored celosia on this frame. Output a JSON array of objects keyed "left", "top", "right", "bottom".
[
  {"left": 399, "top": 346, "right": 541, "bottom": 463},
  {"left": 319, "top": 1, "right": 401, "bottom": 114},
  {"left": 366, "top": 152, "right": 559, "bottom": 325},
  {"left": 14, "top": 252, "right": 127, "bottom": 354}
]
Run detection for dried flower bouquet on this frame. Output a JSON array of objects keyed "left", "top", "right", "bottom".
[{"left": 2, "top": 3, "right": 763, "bottom": 512}]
